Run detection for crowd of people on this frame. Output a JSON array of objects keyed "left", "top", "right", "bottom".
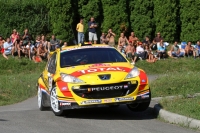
[
  {"left": 0, "top": 16, "right": 200, "bottom": 64},
  {"left": 0, "top": 28, "right": 66, "bottom": 62},
  {"left": 79, "top": 17, "right": 200, "bottom": 64}
]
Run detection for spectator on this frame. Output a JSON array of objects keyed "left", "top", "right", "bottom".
[
  {"left": 2, "top": 38, "right": 14, "bottom": 59},
  {"left": 143, "top": 36, "right": 151, "bottom": 47},
  {"left": 48, "top": 35, "right": 61, "bottom": 51},
  {"left": 10, "top": 29, "right": 19, "bottom": 50},
  {"left": 17, "top": 40, "right": 25, "bottom": 58},
  {"left": 136, "top": 42, "right": 146, "bottom": 60},
  {"left": 194, "top": 41, "right": 200, "bottom": 58},
  {"left": 152, "top": 32, "right": 164, "bottom": 50},
  {"left": 125, "top": 41, "right": 137, "bottom": 64},
  {"left": 0, "top": 35, "right": 5, "bottom": 52},
  {"left": 22, "top": 28, "right": 32, "bottom": 46},
  {"left": 100, "top": 32, "right": 107, "bottom": 44},
  {"left": 170, "top": 41, "right": 184, "bottom": 58},
  {"left": 62, "top": 42, "right": 68, "bottom": 48},
  {"left": 144, "top": 45, "right": 156, "bottom": 63},
  {"left": 41, "top": 34, "right": 48, "bottom": 49},
  {"left": 106, "top": 28, "right": 116, "bottom": 47},
  {"left": 157, "top": 42, "right": 167, "bottom": 60},
  {"left": 88, "top": 17, "right": 98, "bottom": 44},
  {"left": 118, "top": 32, "right": 129, "bottom": 52},
  {"left": 129, "top": 32, "right": 139, "bottom": 42},
  {"left": 76, "top": 18, "right": 84, "bottom": 44},
  {"left": 27, "top": 41, "right": 36, "bottom": 60},
  {"left": 185, "top": 41, "right": 194, "bottom": 57},
  {"left": 35, "top": 35, "right": 41, "bottom": 48},
  {"left": 37, "top": 42, "right": 48, "bottom": 60}
]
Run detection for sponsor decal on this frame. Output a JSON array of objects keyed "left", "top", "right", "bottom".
[
  {"left": 89, "top": 63, "right": 110, "bottom": 68},
  {"left": 73, "top": 86, "right": 80, "bottom": 89},
  {"left": 61, "top": 87, "right": 68, "bottom": 91},
  {"left": 60, "top": 102, "right": 71, "bottom": 106},
  {"left": 141, "top": 79, "right": 146, "bottom": 83},
  {"left": 141, "top": 95, "right": 149, "bottom": 99},
  {"left": 124, "top": 85, "right": 128, "bottom": 89},
  {"left": 104, "top": 99, "right": 112, "bottom": 103},
  {"left": 89, "top": 85, "right": 123, "bottom": 91},
  {"left": 115, "top": 97, "right": 134, "bottom": 102},
  {"left": 131, "top": 80, "right": 137, "bottom": 84},
  {"left": 81, "top": 99, "right": 102, "bottom": 105},
  {"left": 79, "top": 67, "right": 124, "bottom": 74}
]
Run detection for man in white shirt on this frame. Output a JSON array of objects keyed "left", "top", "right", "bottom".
[
  {"left": 2, "top": 38, "right": 14, "bottom": 59},
  {"left": 136, "top": 42, "right": 146, "bottom": 60}
]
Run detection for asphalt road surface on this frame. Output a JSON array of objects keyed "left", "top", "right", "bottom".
[{"left": 0, "top": 75, "right": 198, "bottom": 133}]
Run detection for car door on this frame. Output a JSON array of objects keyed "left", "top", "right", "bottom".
[{"left": 42, "top": 52, "right": 57, "bottom": 91}]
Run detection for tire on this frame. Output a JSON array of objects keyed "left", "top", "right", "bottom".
[
  {"left": 37, "top": 85, "right": 47, "bottom": 111},
  {"left": 50, "top": 86, "right": 65, "bottom": 116},
  {"left": 127, "top": 90, "right": 151, "bottom": 112},
  {"left": 127, "top": 101, "right": 150, "bottom": 112}
]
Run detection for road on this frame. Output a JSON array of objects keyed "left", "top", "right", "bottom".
[{"left": 0, "top": 75, "right": 198, "bottom": 133}]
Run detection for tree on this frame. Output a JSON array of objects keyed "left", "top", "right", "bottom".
[
  {"left": 180, "top": 0, "right": 200, "bottom": 42},
  {"left": 78, "top": 0, "right": 103, "bottom": 42},
  {"left": 48, "top": 0, "right": 74, "bottom": 42},
  {"left": 101, "top": 0, "right": 129, "bottom": 38},
  {"left": 153, "top": 0, "right": 178, "bottom": 42},
  {"left": 129, "top": 0, "right": 153, "bottom": 41}
]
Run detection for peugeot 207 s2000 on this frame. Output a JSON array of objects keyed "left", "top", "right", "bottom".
[{"left": 37, "top": 44, "right": 151, "bottom": 116}]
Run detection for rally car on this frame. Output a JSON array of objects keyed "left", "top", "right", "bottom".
[{"left": 37, "top": 43, "right": 151, "bottom": 116}]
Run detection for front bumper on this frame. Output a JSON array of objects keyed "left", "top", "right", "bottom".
[{"left": 58, "top": 94, "right": 151, "bottom": 110}]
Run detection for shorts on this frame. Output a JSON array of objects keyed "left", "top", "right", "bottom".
[
  {"left": 4, "top": 50, "right": 12, "bottom": 55},
  {"left": 108, "top": 42, "right": 115, "bottom": 47},
  {"left": 89, "top": 32, "right": 97, "bottom": 41},
  {"left": 127, "top": 52, "right": 137, "bottom": 58}
]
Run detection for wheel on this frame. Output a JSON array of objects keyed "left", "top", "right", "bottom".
[
  {"left": 127, "top": 101, "right": 150, "bottom": 112},
  {"left": 50, "top": 86, "right": 65, "bottom": 116},
  {"left": 127, "top": 90, "right": 151, "bottom": 112},
  {"left": 37, "top": 85, "right": 47, "bottom": 111}
]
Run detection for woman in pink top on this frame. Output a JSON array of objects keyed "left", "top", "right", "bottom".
[{"left": 10, "top": 29, "right": 19, "bottom": 50}]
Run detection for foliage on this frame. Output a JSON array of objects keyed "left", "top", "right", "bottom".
[
  {"left": 48, "top": 0, "right": 74, "bottom": 42},
  {"left": 78, "top": 0, "right": 103, "bottom": 41},
  {"left": 101, "top": 0, "right": 129, "bottom": 39},
  {"left": 0, "top": 0, "right": 50, "bottom": 40},
  {"left": 180, "top": 0, "right": 200, "bottom": 42},
  {"left": 129, "top": 0, "right": 153, "bottom": 40},
  {"left": 0, "top": 0, "right": 200, "bottom": 43},
  {"left": 153, "top": 0, "right": 179, "bottom": 42}
]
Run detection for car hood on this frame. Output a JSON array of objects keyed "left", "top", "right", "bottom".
[{"left": 59, "top": 63, "right": 135, "bottom": 84}]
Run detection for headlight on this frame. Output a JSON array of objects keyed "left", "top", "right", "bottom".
[
  {"left": 60, "top": 73, "right": 84, "bottom": 83},
  {"left": 125, "top": 67, "right": 140, "bottom": 79}
]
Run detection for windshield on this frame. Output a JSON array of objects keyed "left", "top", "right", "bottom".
[{"left": 60, "top": 47, "right": 127, "bottom": 68}]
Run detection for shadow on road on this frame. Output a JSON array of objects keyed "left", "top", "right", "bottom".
[
  {"left": 63, "top": 105, "right": 158, "bottom": 120},
  {"left": 0, "top": 119, "right": 8, "bottom": 121}
]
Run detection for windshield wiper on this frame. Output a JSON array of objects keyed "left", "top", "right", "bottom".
[{"left": 61, "top": 65, "right": 74, "bottom": 68}]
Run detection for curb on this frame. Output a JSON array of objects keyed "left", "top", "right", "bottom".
[{"left": 152, "top": 96, "right": 200, "bottom": 130}]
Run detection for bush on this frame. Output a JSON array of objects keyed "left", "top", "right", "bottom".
[
  {"left": 153, "top": 0, "right": 179, "bottom": 42},
  {"left": 129, "top": 0, "right": 153, "bottom": 40}
]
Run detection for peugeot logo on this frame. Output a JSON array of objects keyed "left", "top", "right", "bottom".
[{"left": 98, "top": 74, "right": 111, "bottom": 80}]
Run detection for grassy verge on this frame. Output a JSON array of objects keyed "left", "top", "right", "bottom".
[
  {"left": 150, "top": 71, "right": 200, "bottom": 97},
  {"left": 0, "top": 56, "right": 45, "bottom": 106},
  {"left": 160, "top": 96, "right": 200, "bottom": 120}
]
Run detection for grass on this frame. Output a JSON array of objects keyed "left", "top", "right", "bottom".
[
  {"left": 137, "top": 57, "right": 200, "bottom": 120},
  {"left": 160, "top": 96, "right": 200, "bottom": 120},
  {"left": 0, "top": 56, "right": 45, "bottom": 106}
]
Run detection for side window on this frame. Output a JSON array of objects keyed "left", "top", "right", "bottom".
[{"left": 47, "top": 53, "right": 57, "bottom": 74}]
